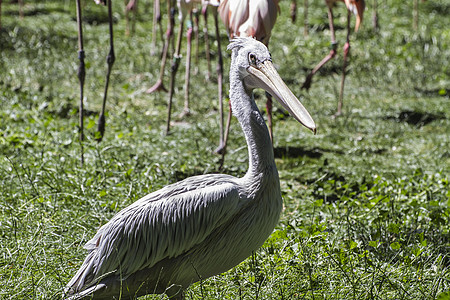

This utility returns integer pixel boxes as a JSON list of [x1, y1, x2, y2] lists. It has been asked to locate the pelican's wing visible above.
[[67, 175, 245, 292]]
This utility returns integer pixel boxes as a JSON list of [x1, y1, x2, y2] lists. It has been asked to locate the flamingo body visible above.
[[218, 0, 280, 150], [219, 0, 280, 45], [326, 0, 365, 31], [302, 0, 365, 116]]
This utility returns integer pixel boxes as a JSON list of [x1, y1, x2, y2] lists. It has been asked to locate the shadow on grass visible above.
[[424, 1, 450, 15], [3, 2, 117, 25], [45, 102, 97, 119], [308, 23, 345, 33], [414, 87, 449, 97], [0, 25, 77, 52], [173, 168, 207, 182], [77, 14, 119, 26], [384, 110, 446, 127], [274, 146, 326, 159], [3, 6, 68, 17]]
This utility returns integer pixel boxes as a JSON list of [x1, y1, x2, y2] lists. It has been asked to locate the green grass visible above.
[[0, 0, 449, 299]]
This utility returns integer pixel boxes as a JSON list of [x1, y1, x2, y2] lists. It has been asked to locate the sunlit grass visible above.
[[0, 0, 449, 299]]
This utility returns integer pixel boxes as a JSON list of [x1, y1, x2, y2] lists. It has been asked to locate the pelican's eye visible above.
[[248, 53, 257, 66]]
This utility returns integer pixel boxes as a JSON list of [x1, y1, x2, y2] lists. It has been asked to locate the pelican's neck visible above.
[[229, 69, 275, 176]]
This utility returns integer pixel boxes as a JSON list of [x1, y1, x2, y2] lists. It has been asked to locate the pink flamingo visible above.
[[301, 0, 365, 117]]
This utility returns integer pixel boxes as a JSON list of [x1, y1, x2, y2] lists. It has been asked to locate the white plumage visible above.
[[219, 0, 280, 45], [65, 37, 315, 300]]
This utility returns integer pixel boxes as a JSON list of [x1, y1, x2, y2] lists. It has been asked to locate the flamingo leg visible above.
[[413, 0, 418, 30], [212, 7, 225, 158], [217, 101, 231, 170], [301, 4, 337, 90], [290, 0, 297, 23], [147, 0, 174, 93], [166, 11, 185, 134], [202, 5, 212, 81], [124, 0, 138, 36], [125, 0, 130, 35], [304, 0, 309, 36], [18, 0, 24, 19], [96, 0, 115, 142], [266, 92, 273, 142], [131, 0, 137, 35], [218, 99, 232, 170], [75, 0, 85, 165], [158, 1, 164, 43], [181, 11, 193, 118], [193, 8, 200, 69], [335, 9, 351, 117], [372, 0, 379, 30], [150, 0, 161, 55]]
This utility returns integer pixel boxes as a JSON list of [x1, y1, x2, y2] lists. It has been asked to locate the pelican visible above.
[[65, 37, 316, 300]]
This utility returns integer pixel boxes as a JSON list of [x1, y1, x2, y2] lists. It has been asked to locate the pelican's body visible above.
[[67, 172, 280, 299], [65, 38, 315, 300]]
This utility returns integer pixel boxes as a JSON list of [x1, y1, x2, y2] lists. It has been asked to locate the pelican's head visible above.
[[228, 37, 316, 133]]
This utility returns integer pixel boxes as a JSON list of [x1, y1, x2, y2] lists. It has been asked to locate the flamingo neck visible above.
[[229, 71, 275, 176]]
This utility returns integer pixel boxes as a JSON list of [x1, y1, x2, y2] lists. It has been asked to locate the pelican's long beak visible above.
[[245, 60, 316, 133]]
